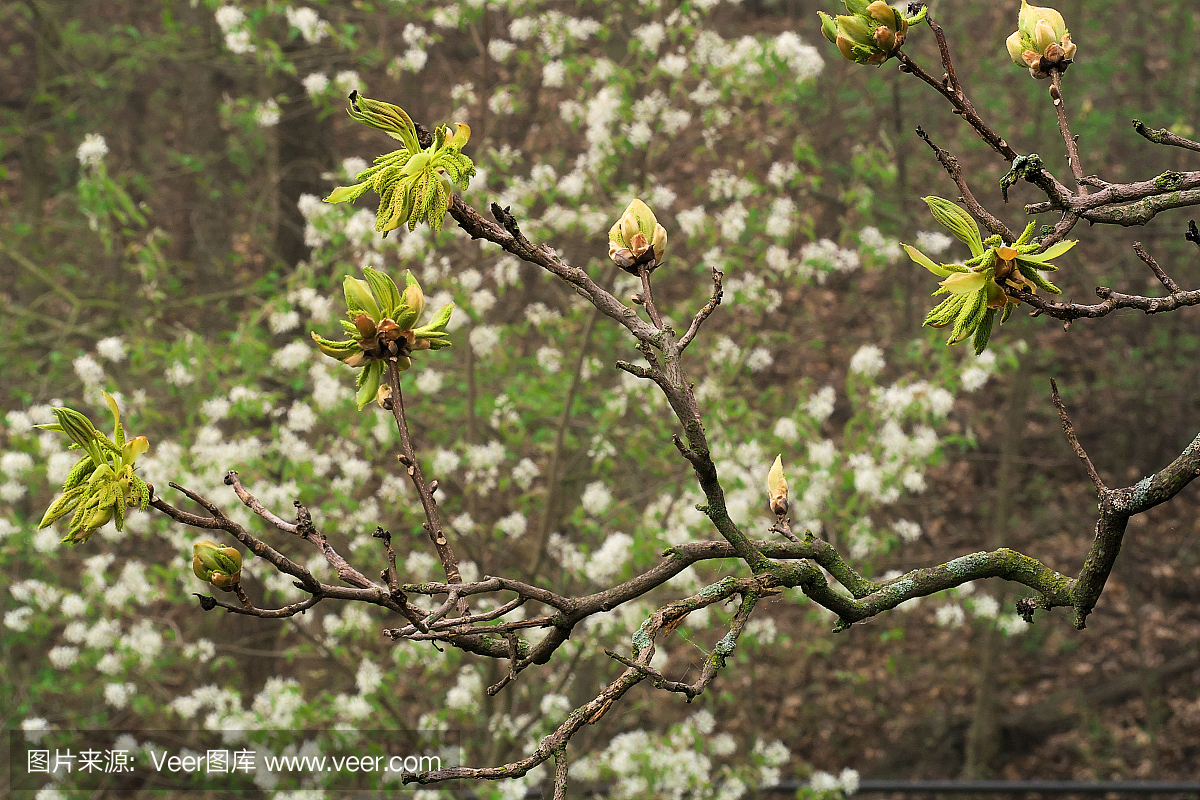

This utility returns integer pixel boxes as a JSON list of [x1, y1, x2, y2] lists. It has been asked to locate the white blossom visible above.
[[805, 386, 836, 422], [285, 6, 329, 44], [746, 347, 773, 372], [1, 451, 34, 477], [432, 5, 460, 28], [926, 388, 954, 416], [5, 607, 33, 632], [581, 482, 612, 516], [334, 71, 361, 94], [892, 519, 921, 543], [772, 32, 824, 81], [511, 458, 540, 489], [810, 771, 840, 793], [509, 17, 535, 40], [915, 230, 953, 255], [488, 88, 515, 116], [632, 22, 666, 52], [356, 659, 383, 694], [1, 481, 27, 502], [659, 53, 689, 77], [840, 768, 861, 795], [104, 682, 136, 709], [469, 326, 500, 356], [849, 345, 885, 377], [859, 226, 902, 263], [432, 448, 460, 475], [269, 309, 299, 333], [96, 336, 126, 362], [21, 718, 50, 743], [73, 354, 105, 386], [773, 418, 799, 442], [165, 361, 195, 386], [445, 667, 481, 712], [254, 99, 280, 127], [214, 5, 245, 33], [800, 239, 860, 278], [677, 206, 707, 238], [902, 468, 927, 493], [767, 162, 799, 189], [536, 346, 562, 374], [584, 532, 633, 584], [224, 29, 255, 54], [543, 60, 566, 87], [961, 366, 989, 392], [496, 512, 527, 539], [525, 302, 561, 327], [766, 197, 796, 238], [971, 594, 1000, 618], [302, 72, 329, 97], [719, 202, 748, 241], [271, 341, 310, 371], [935, 604, 965, 628], [487, 39, 515, 62], [285, 401, 317, 433], [61, 595, 87, 617]]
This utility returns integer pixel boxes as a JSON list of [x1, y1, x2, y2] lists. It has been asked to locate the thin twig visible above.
[[386, 358, 469, 618], [1133, 242, 1180, 293], [195, 591, 323, 619], [1049, 378, 1106, 495], [1050, 69, 1087, 194], [637, 262, 665, 330], [225, 470, 299, 533], [925, 10, 960, 94], [373, 527, 401, 596], [915, 126, 1016, 241], [769, 516, 801, 543], [678, 266, 723, 352]]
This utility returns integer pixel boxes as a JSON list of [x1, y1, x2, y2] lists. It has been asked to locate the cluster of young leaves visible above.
[[325, 93, 475, 235], [36, 392, 150, 544]]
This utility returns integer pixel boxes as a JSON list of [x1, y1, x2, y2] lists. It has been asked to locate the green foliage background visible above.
[[1, 0, 1198, 795]]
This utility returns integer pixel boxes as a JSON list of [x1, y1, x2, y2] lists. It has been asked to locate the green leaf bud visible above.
[[608, 199, 666, 273], [343, 276, 382, 321], [1009, 0, 1076, 78], [363, 267, 403, 320], [923, 197, 985, 257], [192, 541, 243, 591]]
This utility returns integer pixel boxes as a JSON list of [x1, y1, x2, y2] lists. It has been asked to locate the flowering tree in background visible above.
[[4, 0, 1200, 797]]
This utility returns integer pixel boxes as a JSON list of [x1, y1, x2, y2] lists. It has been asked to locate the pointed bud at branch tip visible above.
[[768, 455, 789, 517]]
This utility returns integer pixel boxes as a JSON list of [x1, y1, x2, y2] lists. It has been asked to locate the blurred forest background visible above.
[[1, 0, 1199, 794]]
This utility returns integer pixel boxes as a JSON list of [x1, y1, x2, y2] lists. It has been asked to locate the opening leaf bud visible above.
[[192, 541, 243, 591]]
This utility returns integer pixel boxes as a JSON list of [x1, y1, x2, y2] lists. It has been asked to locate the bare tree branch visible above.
[[1132, 119, 1200, 153]]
